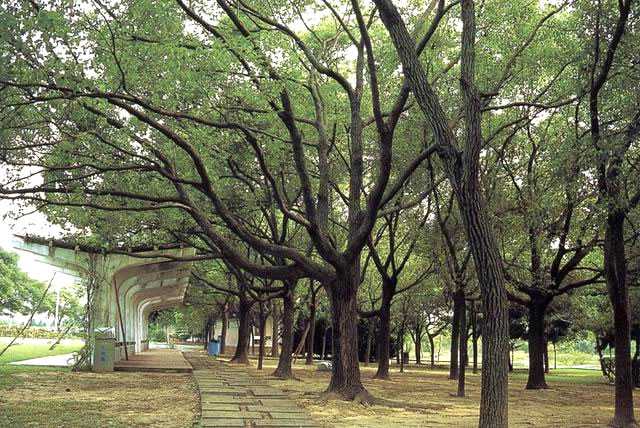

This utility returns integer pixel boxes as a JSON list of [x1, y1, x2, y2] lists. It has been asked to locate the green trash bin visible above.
[[94, 327, 116, 372]]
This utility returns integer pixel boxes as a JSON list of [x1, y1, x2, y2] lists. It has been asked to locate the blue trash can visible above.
[[207, 339, 220, 356]]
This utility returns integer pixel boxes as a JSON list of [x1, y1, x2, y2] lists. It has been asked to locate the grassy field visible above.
[[0, 339, 198, 427], [0, 344, 622, 428], [0, 338, 84, 365], [246, 357, 628, 428]]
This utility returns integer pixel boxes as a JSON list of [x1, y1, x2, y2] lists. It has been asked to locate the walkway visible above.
[[185, 352, 322, 428], [114, 348, 192, 373], [9, 353, 75, 367]]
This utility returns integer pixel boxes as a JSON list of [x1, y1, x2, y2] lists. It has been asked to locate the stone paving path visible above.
[[185, 353, 323, 428]]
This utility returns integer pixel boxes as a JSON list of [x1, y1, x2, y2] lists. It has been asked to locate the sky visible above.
[[1, 198, 80, 326]]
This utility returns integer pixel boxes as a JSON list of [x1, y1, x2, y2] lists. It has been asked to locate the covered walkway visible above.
[[12, 235, 195, 370]]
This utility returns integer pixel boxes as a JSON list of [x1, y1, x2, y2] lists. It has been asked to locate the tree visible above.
[[372, 0, 513, 424], [0, 0, 439, 402], [0, 248, 51, 317], [581, 0, 639, 424]]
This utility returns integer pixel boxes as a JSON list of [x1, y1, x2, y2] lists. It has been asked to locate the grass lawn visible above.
[[243, 357, 631, 428], [0, 338, 84, 365], [0, 340, 198, 427]]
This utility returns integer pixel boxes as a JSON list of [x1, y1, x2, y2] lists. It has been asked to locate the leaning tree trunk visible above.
[[456, 192, 510, 428], [457, 298, 468, 397], [273, 285, 295, 379], [374, 283, 394, 379], [449, 290, 464, 380], [230, 299, 251, 365], [526, 300, 549, 389], [306, 297, 317, 365], [364, 320, 374, 367], [372, 1, 510, 424], [605, 213, 636, 427], [326, 273, 370, 401]]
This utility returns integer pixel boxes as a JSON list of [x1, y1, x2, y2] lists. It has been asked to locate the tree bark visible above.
[[415, 328, 422, 365], [543, 340, 549, 374], [271, 300, 279, 358], [220, 303, 229, 355], [364, 319, 374, 367], [605, 213, 636, 427], [471, 302, 478, 374], [306, 295, 317, 365], [326, 274, 370, 401], [273, 284, 295, 379], [399, 325, 405, 373], [457, 299, 467, 397], [257, 302, 266, 370], [428, 334, 436, 368], [322, 324, 328, 360], [526, 300, 549, 389], [375, 283, 393, 379], [372, 0, 511, 425], [230, 299, 251, 364], [449, 291, 463, 380]]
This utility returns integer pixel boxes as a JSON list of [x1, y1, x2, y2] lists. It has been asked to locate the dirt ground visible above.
[[252, 358, 638, 428], [0, 368, 197, 427], [2, 356, 637, 427]]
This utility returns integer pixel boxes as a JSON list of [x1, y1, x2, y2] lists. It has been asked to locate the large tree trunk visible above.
[[306, 295, 317, 365], [326, 274, 370, 401], [457, 195, 510, 428], [364, 320, 374, 367], [375, 284, 393, 379], [449, 290, 464, 380], [605, 213, 636, 427], [372, 1, 510, 425], [526, 300, 549, 389], [457, 298, 468, 397], [273, 285, 295, 379], [230, 299, 251, 364]]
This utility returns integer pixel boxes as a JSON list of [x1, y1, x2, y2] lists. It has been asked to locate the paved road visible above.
[[185, 352, 323, 428]]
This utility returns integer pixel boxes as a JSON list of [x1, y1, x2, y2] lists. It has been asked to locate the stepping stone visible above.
[[200, 386, 246, 395], [254, 420, 322, 427], [200, 403, 241, 411], [259, 399, 302, 407], [247, 405, 306, 413], [201, 397, 258, 405], [250, 387, 288, 397], [269, 412, 312, 419], [201, 418, 246, 427], [201, 410, 263, 419]]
